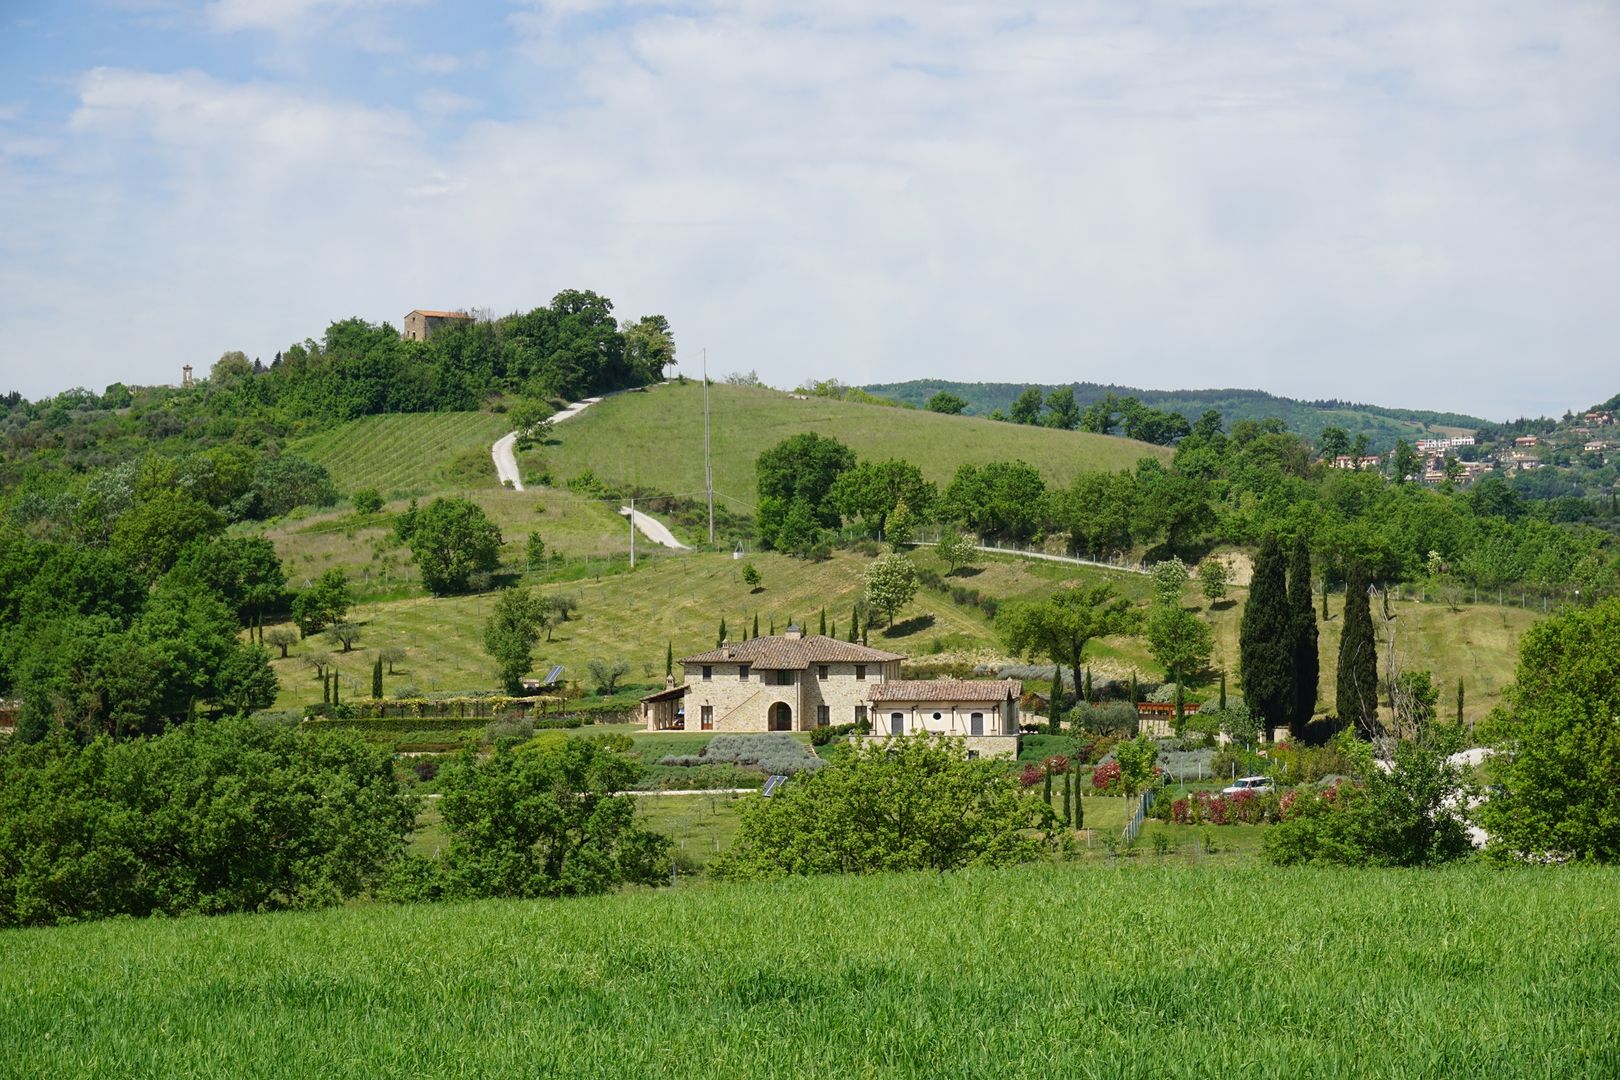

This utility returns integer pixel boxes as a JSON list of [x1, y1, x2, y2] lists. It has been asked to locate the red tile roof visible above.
[[407, 309, 472, 319], [681, 634, 904, 670], [867, 679, 1023, 703]]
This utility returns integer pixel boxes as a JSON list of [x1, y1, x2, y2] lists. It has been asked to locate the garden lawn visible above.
[[2, 863, 1615, 1078]]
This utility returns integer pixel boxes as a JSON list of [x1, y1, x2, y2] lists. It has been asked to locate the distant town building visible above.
[[181, 365, 194, 388], [1514, 435, 1540, 448], [1415, 435, 1475, 453], [1582, 412, 1614, 427], [402, 309, 473, 342], [1332, 455, 1385, 470]]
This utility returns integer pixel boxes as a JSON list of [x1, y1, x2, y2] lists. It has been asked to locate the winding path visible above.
[[493, 389, 689, 551]]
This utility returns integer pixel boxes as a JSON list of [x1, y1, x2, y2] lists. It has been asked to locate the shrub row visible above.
[[659, 733, 824, 775]]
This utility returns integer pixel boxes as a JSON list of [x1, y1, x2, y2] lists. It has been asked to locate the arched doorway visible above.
[[769, 702, 793, 731]]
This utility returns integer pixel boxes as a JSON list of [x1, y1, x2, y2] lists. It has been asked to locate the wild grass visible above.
[[519, 381, 1173, 504], [2, 863, 1614, 1078], [288, 410, 514, 496]]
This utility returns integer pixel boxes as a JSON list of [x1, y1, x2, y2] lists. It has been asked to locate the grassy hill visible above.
[[864, 379, 1491, 449], [265, 542, 1536, 725], [3, 862, 1614, 1077], [289, 411, 514, 496], [518, 382, 1172, 507]]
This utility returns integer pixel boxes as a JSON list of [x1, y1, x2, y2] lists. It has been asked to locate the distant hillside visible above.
[[521, 381, 1173, 504], [863, 380, 1491, 450]]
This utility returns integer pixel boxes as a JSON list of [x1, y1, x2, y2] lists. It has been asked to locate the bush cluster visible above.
[[1165, 788, 1282, 826], [809, 721, 866, 746], [659, 733, 824, 775]]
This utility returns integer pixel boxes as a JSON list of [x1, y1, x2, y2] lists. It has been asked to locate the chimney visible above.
[[784, 624, 803, 640], [665, 674, 675, 689], [721, 644, 731, 659]]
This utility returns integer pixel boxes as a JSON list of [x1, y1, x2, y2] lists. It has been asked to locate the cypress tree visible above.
[[830, 619, 837, 639], [849, 607, 860, 643], [665, 641, 673, 678], [1456, 677, 1465, 725], [323, 673, 331, 706], [752, 613, 759, 639], [332, 672, 339, 706], [1063, 768, 1073, 827], [1287, 534, 1319, 738], [769, 618, 776, 636], [1218, 670, 1227, 712], [718, 617, 727, 646], [819, 608, 827, 635], [1084, 666, 1093, 702], [1051, 663, 1064, 725], [1239, 535, 1294, 739], [1075, 783, 1084, 830], [1043, 763, 1053, 812], [1336, 562, 1380, 738], [372, 656, 383, 700]]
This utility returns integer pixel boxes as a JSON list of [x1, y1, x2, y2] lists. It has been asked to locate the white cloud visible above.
[[415, 88, 480, 115], [204, 0, 421, 36], [3, 1, 1618, 417]]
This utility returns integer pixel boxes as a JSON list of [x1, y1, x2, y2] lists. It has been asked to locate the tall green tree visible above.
[[998, 584, 1136, 692], [830, 459, 936, 538], [925, 390, 967, 414], [483, 588, 546, 694], [1008, 386, 1044, 425], [755, 433, 856, 550], [1239, 535, 1293, 739], [1482, 597, 1620, 862], [408, 497, 503, 595], [291, 569, 351, 638], [1145, 606, 1213, 731], [1044, 387, 1080, 430], [1288, 535, 1320, 737], [863, 554, 919, 628], [1337, 562, 1380, 738]]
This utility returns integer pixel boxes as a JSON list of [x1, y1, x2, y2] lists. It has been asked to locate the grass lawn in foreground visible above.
[[2, 863, 1614, 1078]]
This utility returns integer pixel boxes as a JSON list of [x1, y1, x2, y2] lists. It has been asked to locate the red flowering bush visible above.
[[1045, 754, 1071, 775], [1019, 764, 1045, 788], [1090, 760, 1121, 793]]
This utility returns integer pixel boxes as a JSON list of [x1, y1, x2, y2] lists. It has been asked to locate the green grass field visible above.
[[289, 410, 514, 495], [520, 381, 1173, 505], [2, 863, 1614, 1078]]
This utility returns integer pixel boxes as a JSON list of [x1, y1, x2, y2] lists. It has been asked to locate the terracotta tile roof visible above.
[[867, 679, 1023, 703], [681, 634, 905, 670], [407, 309, 473, 319], [639, 684, 688, 703]]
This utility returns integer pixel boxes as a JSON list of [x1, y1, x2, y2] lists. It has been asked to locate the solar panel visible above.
[[543, 665, 564, 686], [761, 774, 788, 797]]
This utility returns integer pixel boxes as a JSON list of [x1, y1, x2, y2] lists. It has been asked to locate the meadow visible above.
[[519, 381, 1174, 504], [2, 862, 1614, 1078]]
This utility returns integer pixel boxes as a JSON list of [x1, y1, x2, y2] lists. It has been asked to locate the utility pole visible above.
[[629, 496, 636, 569], [703, 347, 714, 544]]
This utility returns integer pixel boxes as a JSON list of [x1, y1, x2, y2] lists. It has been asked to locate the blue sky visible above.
[[1, 1, 1617, 419]]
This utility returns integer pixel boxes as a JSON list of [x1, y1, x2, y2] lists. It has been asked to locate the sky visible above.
[[0, 1, 1616, 420]]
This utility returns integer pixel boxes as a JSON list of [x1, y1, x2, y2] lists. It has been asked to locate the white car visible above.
[[1222, 775, 1274, 796]]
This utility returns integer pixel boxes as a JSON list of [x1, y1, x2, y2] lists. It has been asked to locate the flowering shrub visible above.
[[1019, 764, 1045, 788], [1090, 760, 1121, 793], [1167, 788, 1285, 825], [1044, 754, 1071, 775]]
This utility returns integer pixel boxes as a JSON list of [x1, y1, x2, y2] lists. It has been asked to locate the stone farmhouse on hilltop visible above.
[[402, 309, 472, 342], [640, 626, 1023, 757]]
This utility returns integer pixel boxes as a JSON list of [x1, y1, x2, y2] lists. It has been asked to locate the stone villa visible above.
[[640, 626, 1022, 757], [402, 309, 473, 342]]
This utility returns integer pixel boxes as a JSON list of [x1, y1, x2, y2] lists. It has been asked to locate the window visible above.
[[700, 705, 714, 730], [932, 712, 943, 721], [817, 705, 830, 726], [818, 665, 829, 680], [889, 712, 904, 735], [738, 664, 750, 681], [702, 666, 712, 682], [774, 670, 794, 686], [971, 712, 985, 736], [855, 665, 867, 680], [855, 705, 867, 724]]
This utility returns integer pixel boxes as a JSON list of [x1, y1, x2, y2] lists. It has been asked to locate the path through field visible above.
[[492, 391, 689, 551]]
